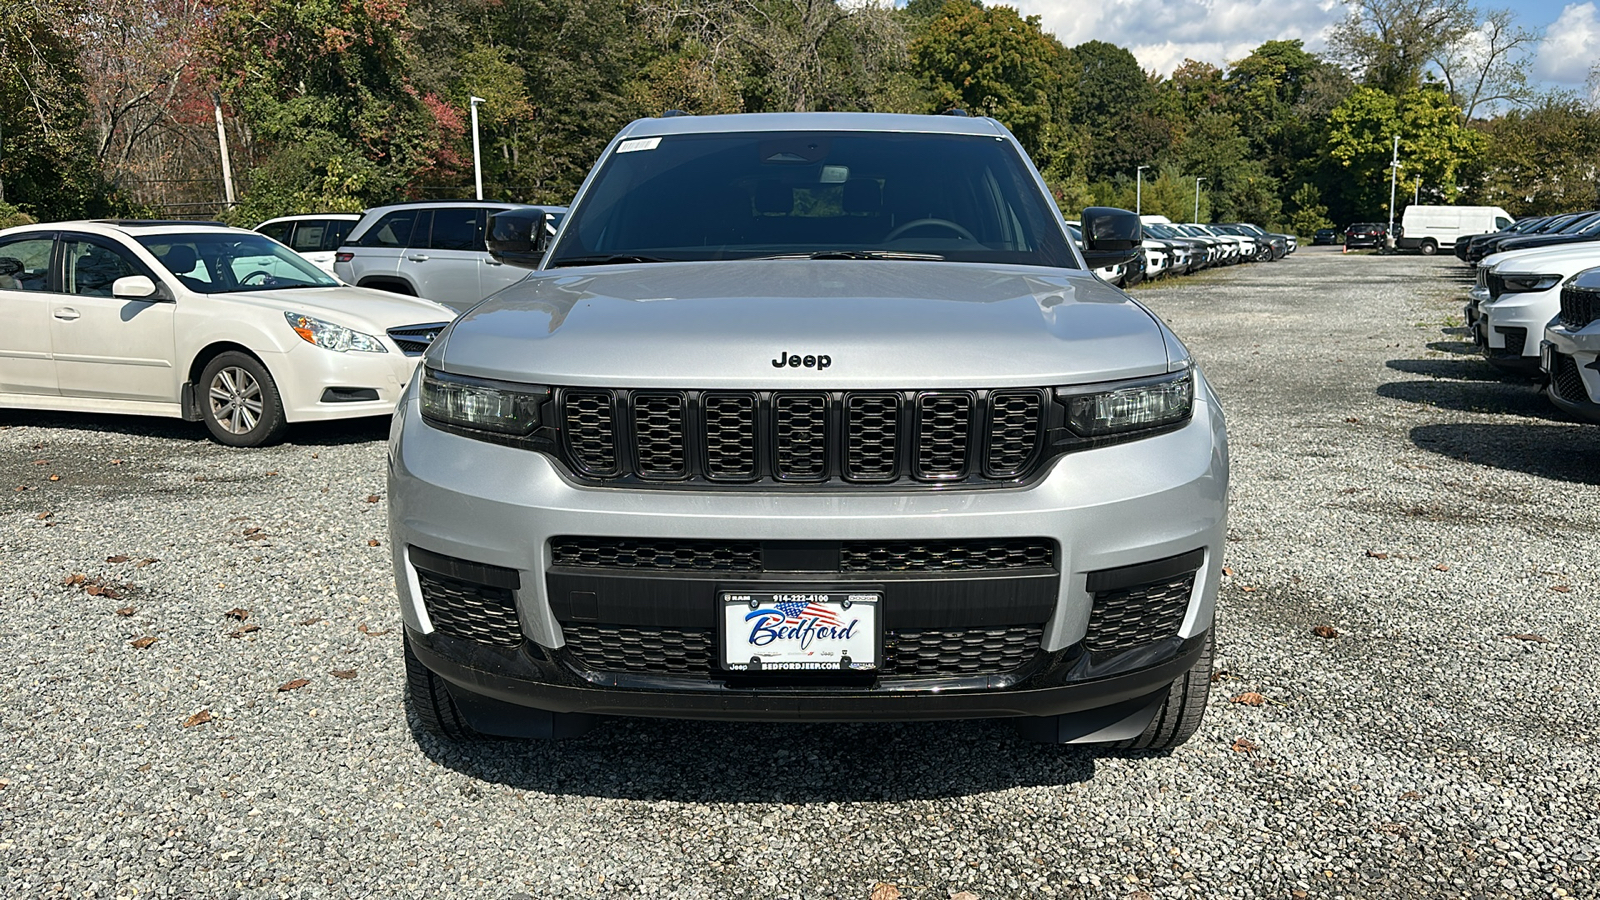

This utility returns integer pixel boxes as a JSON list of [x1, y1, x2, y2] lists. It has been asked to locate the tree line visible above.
[[3, 0, 1598, 233]]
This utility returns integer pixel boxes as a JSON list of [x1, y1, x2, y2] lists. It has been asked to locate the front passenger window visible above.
[[63, 239, 144, 297]]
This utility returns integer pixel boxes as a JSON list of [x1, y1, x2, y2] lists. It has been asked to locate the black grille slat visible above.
[[632, 392, 687, 479], [560, 624, 1043, 677], [916, 392, 972, 478], [1551, 352, 1589, 403], [845, 393, 900, 481], [986, 391, 1043, 477], [1493, 327, 1528, 357], [564, 390, 619, 476], [774, 393, 828, 480], [704, 393, 758, 479], [417, 571, 522, 647], [549, 537, 763, 571], [1084, 574, 1195, 653], [386, 322, 449, 357], [840, 539, 1055, 572], [1559, 285, 1600, 331]]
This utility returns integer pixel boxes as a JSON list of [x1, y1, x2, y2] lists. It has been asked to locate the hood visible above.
[[1483, 242, 1600, 271], [433, 261, 1173, 389], [1491, 244, 1600, 274], [219, 285, 455, 329], [1495, 233, 1600, 255]]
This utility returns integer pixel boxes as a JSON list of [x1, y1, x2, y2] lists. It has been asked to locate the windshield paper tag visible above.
[[616, 137, 661, 154]]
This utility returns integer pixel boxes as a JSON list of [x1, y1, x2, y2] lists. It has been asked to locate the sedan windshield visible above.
[[135, 233, 339, 293], [547, 130, 1078, 269]]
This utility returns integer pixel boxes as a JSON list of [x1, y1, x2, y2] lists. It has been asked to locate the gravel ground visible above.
[[1, 247, 1596, 899]]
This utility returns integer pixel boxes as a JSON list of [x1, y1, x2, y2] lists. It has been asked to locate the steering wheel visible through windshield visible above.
[[546, 130, 1078, 269], [135, 233, 340, 293]]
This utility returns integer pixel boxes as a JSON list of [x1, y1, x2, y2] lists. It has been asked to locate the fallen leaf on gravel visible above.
[[228, 625, 260, 638], [1508, 633, 1550, 643], [1231, 737, 1259, 753], [1400, 790, 1422, 800], [951, 893, 981, 900], [36, 512, 51, 520], [130, 636, 157, 649], [243, 527, 262, 535], [1432, 564, 1449, 571], [63, 573, 87, 586], [868, 884, 900, 900], [367, 539, 380, 547], [1221, 566, 1234, 577], [0, 778, 10, 789], [110, 459, 123, 465], [299, 617, 322, 626], [357, 623, 392, 636], [1312, 625, 1339, 639], [278, 678, 310, 692], [1344, 417, 1359, 423], [330, 669, 357, 679], [1209, 668, 1230, 683], [34, 459, 48, 465], [48, 474, 61, 481], [1550, 584, 1571, 593], [265, 471, 277, 476], [182, 709, 212, 728], [115, 606, 135, 617], [244, 532, 268, 541], [134, 558, 157, 568], [1230, 692, 1266, 706], [85, 583, 122, 600], [225, 608, 250, 620], [106, 554, 130, 563], [1365, 549, 1388, 559], [365, 494, 381, 503], [1240, 585, 1257, 592]]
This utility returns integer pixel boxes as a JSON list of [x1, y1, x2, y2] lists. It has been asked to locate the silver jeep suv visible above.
[[333, 200, 565, 311], [388, 113, 1230, 749]]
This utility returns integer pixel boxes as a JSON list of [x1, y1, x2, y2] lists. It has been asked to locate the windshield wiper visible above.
[[547, 254, 679, 268], [751, 250, 946, 261]]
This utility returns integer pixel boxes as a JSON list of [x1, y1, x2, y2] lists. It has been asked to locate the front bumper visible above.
[[272, 339, 422, 422], [387, 375, 1229, 722], [1542, 326, 1600, 422], [1481, 290, 1559, 371]]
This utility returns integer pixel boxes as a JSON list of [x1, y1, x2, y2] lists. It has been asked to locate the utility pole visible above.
[[470, 97, 486, 201], [1193, 177, 1205, 223], [213, 95, 235, 208], [1136, 165, 1149, 216], [1387, 134, 1399, 251]]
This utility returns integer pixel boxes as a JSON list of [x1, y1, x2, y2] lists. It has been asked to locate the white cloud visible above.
[[1533, 2, 1600, 84], [1011, 0, 1348, 75]]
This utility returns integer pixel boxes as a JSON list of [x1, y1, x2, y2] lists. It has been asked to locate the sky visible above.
[[1009, 0, 1599, 95]]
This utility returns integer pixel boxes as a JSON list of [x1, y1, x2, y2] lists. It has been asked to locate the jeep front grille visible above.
[[386, 322, 451, 357], [1559, 283, 1600, 331], [553, 388, 1048, 488]]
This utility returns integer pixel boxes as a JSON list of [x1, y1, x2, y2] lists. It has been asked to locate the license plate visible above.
[[719, 591, 880, 672]]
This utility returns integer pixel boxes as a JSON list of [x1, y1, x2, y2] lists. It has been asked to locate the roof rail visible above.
[[90, 219, 232, 227], [940, 108, 970, 117], [660, 109, 691, 118]]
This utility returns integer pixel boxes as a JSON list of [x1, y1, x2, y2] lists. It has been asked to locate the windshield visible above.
[[547, 130, 1077, 269], [135, 232, 339, 293]]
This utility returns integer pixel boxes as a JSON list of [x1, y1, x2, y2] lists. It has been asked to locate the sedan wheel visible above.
[[198, 351, 288, 447]]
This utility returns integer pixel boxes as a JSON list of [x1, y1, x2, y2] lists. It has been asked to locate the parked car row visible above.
[[1459, 209, 1600, 422], [1066, 215, 1296, 286]]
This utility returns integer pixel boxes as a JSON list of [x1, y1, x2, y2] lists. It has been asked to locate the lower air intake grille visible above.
[[839, 539, 1055, 572], [549, 537, 763, 572], [417, 571, 522, 647], [1551, 352, 1590, 403], [1084, 574, 1195, 653], [1493, 326, 1528, 357], [559, 625, 1043, 677]]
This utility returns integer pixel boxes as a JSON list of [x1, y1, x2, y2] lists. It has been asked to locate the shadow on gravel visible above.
[[1377, 377, 1569, 421], [1410, 423, 1600, 484], [1386, 357, 1525, 382], [1424, 339, 1478, 355], [0, 409, 389, 447], [415, 718, 1104, 801]]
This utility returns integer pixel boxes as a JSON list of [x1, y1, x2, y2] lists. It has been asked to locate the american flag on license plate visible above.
[[773, 600, 842, 626]]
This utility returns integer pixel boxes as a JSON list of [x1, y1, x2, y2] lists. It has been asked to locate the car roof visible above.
[[360, 200, 566, 214], [1, 220, 257, 240], [618, 111, 1010, 139], [257, 213, 364, 224]]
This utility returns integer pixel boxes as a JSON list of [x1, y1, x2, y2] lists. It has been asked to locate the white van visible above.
[[1398, 205, 1515, 255]]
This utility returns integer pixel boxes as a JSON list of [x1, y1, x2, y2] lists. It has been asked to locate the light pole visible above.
[[1387, 134, 1399, 250], [1193, 177, 1205, 224], [1136, 165, 1149, 215], [470, 96, 486, 201]]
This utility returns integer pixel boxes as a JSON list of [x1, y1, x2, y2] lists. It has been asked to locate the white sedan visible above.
[[0, 220, 455, 446]]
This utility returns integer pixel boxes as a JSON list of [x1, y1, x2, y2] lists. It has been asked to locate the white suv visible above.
[[0, 220, 454, 445], [333, 201, 566, 311]]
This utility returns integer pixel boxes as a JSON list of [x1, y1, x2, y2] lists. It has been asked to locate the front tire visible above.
[[1110, 629, 1214, 751], [198, 351, 288, 447], [403, 634, 480, 740], [1421, 239, 1438, 256]]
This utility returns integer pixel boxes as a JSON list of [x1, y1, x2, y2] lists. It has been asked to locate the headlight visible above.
[[1058, 368, 1194, 438], [284, 312, 387, 352], [420, 368, 547, 436], [1499, 274, 1561, 293]]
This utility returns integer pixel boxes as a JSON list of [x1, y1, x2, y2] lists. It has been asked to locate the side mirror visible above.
[[1079, 207, 1143, 270], [487, 209, 556, 269], [113, 275, 161, 300]]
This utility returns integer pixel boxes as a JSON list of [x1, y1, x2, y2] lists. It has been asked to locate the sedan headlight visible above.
[[1058, 367, 1194, 438], [1499, 273, 1561, 293], [284, 312, 387, 353], [420, 368, 547, 436]]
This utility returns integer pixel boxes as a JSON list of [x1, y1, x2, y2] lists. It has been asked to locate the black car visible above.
[[1313, 227, 1342, 245], [1344, 222, 1387, 250]]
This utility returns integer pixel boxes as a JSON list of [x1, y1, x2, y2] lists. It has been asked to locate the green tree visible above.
[[1068, 39, 1158, 181], [1329, 0, 1474, 96], [910, 3, 1065, 155], [1326, 84, 1483, 220], [1461, 99, 1600, 214], [1286, 183, 1335, 236]]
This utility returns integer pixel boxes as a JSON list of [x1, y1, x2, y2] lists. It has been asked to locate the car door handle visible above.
[[407, 254, 430, 262], [484, 258, 503, 266], [54, 307, 81, 321]]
